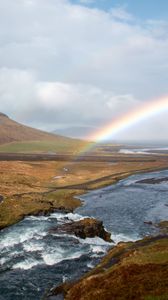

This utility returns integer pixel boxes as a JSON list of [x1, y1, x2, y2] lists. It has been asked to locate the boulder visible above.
[[144, 221, 153, 225], [51, 218, 112, 242]]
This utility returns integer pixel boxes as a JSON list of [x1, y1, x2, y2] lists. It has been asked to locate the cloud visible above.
[[0, 1, 168, 140], [0, 67, 139, 125], [0, 68, 36, 113], [79, 0, 95, 4], [110, 6, 134, 21]]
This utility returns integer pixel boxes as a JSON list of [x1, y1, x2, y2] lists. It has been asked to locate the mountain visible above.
[[53, 126, 96, 140], [0, 113, 66, 144], [0, 113, 88, 153]]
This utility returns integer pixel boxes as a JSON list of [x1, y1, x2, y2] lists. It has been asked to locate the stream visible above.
[[0, 169, 168, 299]]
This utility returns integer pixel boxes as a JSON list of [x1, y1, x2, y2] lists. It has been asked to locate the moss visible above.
[[51, 236, 168, 300], [158, 221, 168, 234], [64, 263, 168, 300], [0, 190, 82, 229]]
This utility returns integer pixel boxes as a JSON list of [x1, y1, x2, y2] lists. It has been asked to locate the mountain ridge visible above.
[[0, 113, 90, 153], [0, 112, 72, 145]]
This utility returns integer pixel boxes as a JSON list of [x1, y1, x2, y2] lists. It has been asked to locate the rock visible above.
[[50, 218, 112, 242], [144, 221, 153, 225], [137, 177, 168, 184]]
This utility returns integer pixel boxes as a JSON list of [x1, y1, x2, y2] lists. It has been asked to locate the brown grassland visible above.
[[0, 155, 168, 230], [0, 154, 168, 300], [57, 234, 168, 300]]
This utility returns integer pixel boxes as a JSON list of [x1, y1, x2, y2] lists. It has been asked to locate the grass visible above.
[[0, 190, 81, 229], [60, 237, 168, 300], [0, 140, 91, 154], [0, 155, 168, 299], [0, 157, 168, 230]]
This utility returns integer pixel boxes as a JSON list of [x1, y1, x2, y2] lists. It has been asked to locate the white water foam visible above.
[[8, 250, 23, 258], [50, 234, 112, 256], [12, 258, 41, 270], [90, 245, 107, 254], [65, 213, 88, 222], [112, 233, 139, 244], [79, 236, 112, 246], [26, 212, 70, 224], [42, 250, 83, 266], [26, 215, 49, 221], [49, 212, 68, 220], [42, 252, 64, 266], [119, 149, 151, 155], [78, 236, 112, 254], [87, 262, 95, 269], [27, 212, 88, 223], [62, 275, 68, 283], [23, 241, 44, 252], [119, 147, 168, 155], [0, 257, 10, 265], [123, 179, 140, 186], [0, 228, 47, 250]]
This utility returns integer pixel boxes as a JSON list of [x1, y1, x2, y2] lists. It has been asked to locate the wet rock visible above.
[[144, 221, 153, 225], [50, 218, 112, 242], [46, 283, 71, 300], [137, 177, 168, 184], [30, 207, 72, 218]]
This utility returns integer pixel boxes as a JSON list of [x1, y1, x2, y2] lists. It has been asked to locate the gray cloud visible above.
[[0, 0, 168, 141]]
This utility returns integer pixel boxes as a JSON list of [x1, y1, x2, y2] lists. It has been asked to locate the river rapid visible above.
[[0, 170, 168, 300]]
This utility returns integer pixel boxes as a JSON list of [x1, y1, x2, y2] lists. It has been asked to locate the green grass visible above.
[[0, 189, 82, 230], [0, 140, 91, 154]]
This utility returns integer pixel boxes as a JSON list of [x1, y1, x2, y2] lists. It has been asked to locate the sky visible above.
[[0, 0, 168, 142]]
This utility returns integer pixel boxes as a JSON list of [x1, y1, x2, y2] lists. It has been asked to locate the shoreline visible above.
[[0, 158, 168, 300], [46, 172, 168, 300], [1, 164, 168, 231], [49, 232, 168, 300]]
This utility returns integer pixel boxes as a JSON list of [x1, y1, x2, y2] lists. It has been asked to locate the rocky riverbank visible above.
[[47, 222, 168, 300], [0, 160, 168, 300]]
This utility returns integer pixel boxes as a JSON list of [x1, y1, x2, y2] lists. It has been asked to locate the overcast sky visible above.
[[0, 0, 168, 141]]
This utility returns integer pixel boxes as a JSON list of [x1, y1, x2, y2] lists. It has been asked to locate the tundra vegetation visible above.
[[0, 113, 167, 299]]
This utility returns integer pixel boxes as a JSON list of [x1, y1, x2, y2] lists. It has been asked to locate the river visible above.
[[0, 170, 168, 299]]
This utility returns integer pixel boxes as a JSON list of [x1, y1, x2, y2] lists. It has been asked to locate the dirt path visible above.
[[13, 165, 168, 198]]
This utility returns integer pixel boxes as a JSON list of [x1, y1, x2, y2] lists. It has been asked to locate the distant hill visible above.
[[53, 126, 96, 139], [0, 112, 68, 144], [0, 113, 89, 153]]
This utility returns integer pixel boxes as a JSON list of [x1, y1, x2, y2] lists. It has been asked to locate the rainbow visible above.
[[79, 96, 168, 154]]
